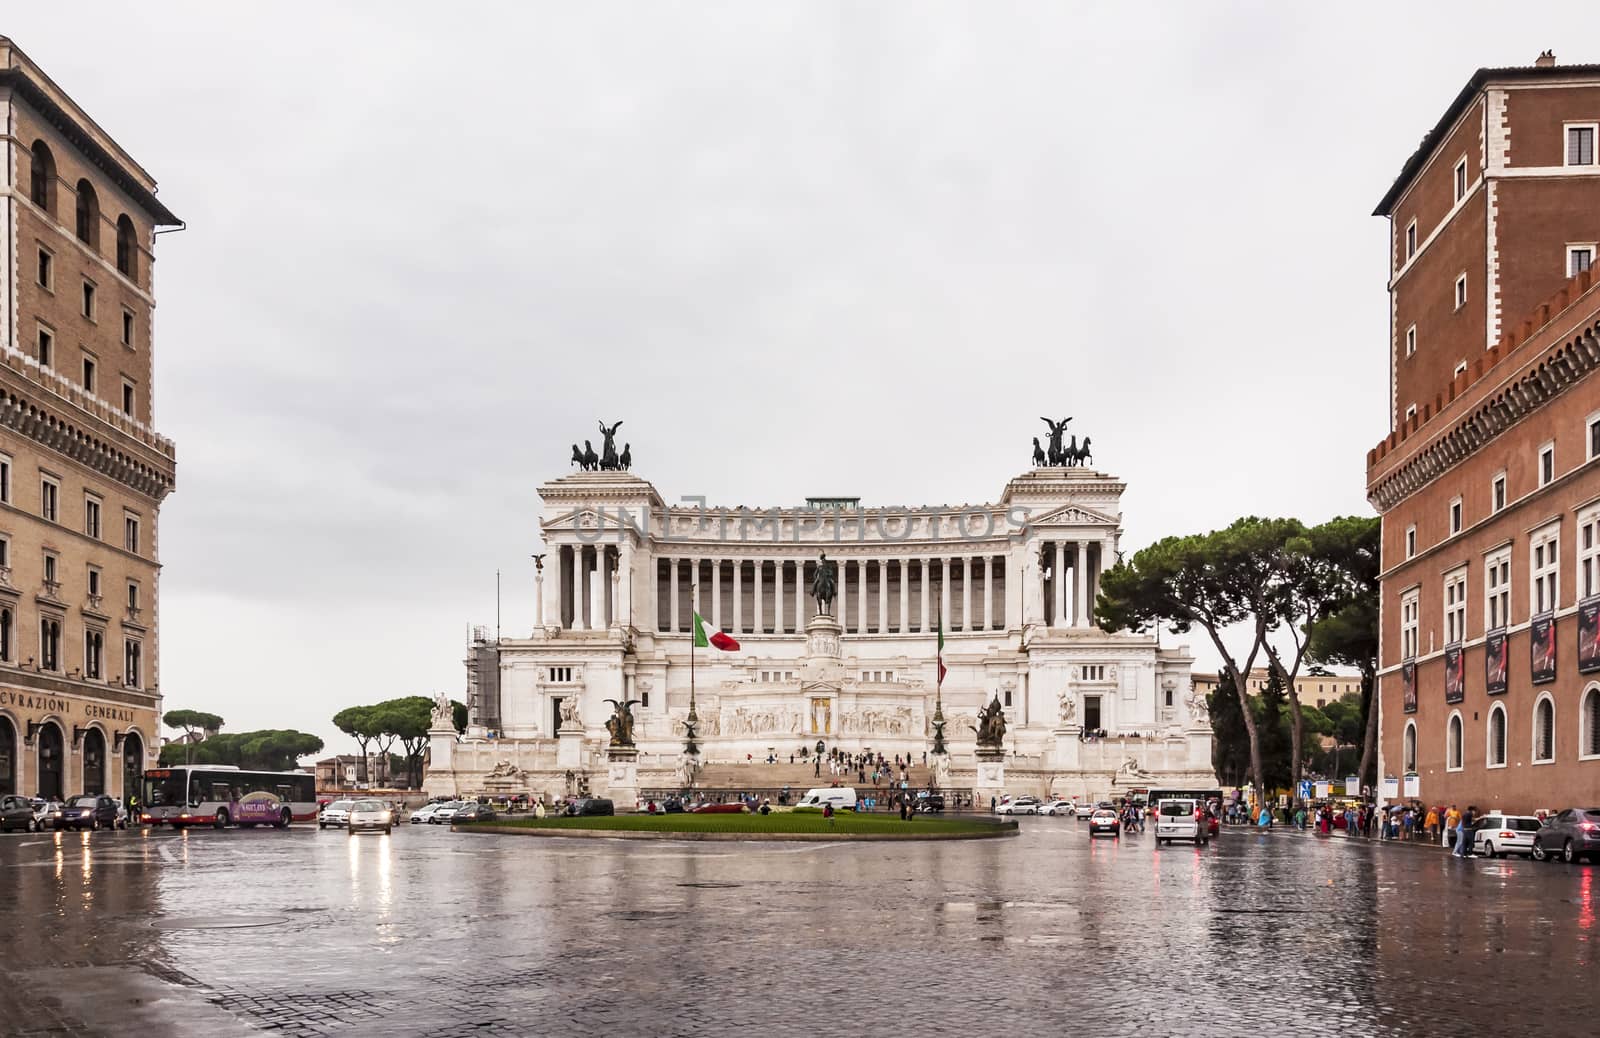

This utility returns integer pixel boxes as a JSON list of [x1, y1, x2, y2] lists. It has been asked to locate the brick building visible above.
[[1368, 52, 1600, 812], [0, 39, 179, 801]]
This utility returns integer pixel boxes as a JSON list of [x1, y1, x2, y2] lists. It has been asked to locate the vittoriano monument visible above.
[[571, 419, 632, 472], [604, 698, 640, 748]]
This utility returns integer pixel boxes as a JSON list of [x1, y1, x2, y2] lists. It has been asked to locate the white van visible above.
[[1155, 798, 1207, 845], [795, 787, 858, 811]]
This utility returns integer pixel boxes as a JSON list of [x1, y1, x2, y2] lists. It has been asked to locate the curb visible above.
[[453, 822, 1020, 842]]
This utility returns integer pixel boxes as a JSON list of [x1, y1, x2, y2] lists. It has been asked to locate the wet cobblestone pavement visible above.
[[1, 818, 1596, 1036]]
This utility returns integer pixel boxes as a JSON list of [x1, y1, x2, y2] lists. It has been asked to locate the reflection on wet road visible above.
[[1, 819, 1596, 1036]]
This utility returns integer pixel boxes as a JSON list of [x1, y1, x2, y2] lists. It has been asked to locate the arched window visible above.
[[1584, 686, 1600, 758], [1488, 705, 1507, 767], [116, 215, 137, 279], [30, 141, 56, 212], [40, 618, 61, 673], [1447, 713, 1463, 770], [1534, 696, 1555, 763], [1403, 721, 1417, 773], [75, 179, 99, 247]]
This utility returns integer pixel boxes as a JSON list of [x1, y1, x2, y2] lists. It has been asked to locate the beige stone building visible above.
[[1192, 669, 1363, 710], [0, 39, 179, 800]]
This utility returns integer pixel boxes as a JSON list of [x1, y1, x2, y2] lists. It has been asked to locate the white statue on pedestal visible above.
[[431, 691, 453, 729], [559, 696, 582, 731], [1058, 693, 1076, 727]]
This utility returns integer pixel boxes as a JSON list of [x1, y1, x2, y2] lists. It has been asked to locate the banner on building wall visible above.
[[1531, 612, 1556, 685], [1579, 597, 1600, 675], [1444, 644, 1465, 703], [1485, 629, 1508, 695], [1402, 661, 1417, 713], [1403, 773, 1420, 798], [1381, 775, 1400, 799]]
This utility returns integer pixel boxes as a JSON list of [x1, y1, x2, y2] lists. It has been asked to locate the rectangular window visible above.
[[127, 580, 140, 612], [1591, 413, 1600, 461], [0, 453, 10, 504], [87, 565, 101, 599], [1454, 157, 1468, 201], [81, 280, 95, 320], [1405, 220, 1417, 259], [84, 627, 102, 680], [1405, 525, 1417, 559], [124, 512, 140, 554], [121, 380, 135, 416], [37, 327, 53, 368], [1445, 570, 1467, 645], [1580, 508, 1600, 601], [1571, 245, 1596, 278], [0, 535, 9, 570], [124, 638, 142, 689], [1532, 526, 1560, 615], [1486, 549, 1511, 630], [1401, 589, 1420, 660], [1450, 497, 1463, 535], [40, 477, 58, 523], [1540, 443, 1555, 487], [1455, 273, 1468, 309], [37, 247, 51, 289], [121, 310, 134, 347], [42, 552, 57, 586], [84, 494, 101, 539], [1405, 325, 1417, 356], [40, 618, 60, 673], [1568, 124, 1597, 166], [82, 354, 96, 393], [1492, 472, 1506, 513]]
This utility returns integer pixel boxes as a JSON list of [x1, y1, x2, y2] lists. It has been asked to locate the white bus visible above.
[[141, 765, 318, 829]]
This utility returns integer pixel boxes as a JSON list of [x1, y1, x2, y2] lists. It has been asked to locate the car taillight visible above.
[[1501, 831, 1516, 838], [1583, 823, 1599, 831]]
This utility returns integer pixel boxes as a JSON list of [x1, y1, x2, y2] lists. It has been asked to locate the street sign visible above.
[[1344, 775, 1360, 795], [1297, 780, 1313, 800]]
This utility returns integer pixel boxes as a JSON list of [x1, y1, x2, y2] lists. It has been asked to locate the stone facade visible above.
[[1369, 54, 1600, 813], [0, 39, 179, 801], [426, 464, 1215, 805]]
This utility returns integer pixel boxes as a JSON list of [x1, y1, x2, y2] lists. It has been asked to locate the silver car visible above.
[[346, 799, 393, 835]]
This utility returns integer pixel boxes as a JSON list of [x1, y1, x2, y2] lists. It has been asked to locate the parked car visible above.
[[319, 800, 354, 829], [1532, 807, 1600, 863], [1472, 814, 1541, 858], [568, 798, 615, 817], [1039, 799, 1074, 816], [0, 794, 36, 832], [347, 799, 394, 834], [1074, 802, 1097, 819], [453, 802, 496, 824], [997, 796, 1041, 816], [1088, 809, 1120, 837], [428, 801, 467, 824], [57, 795, 122, 831], [915, 793, 946, 814], [408, 803, 443, 824], [32, 798, 63, 831]]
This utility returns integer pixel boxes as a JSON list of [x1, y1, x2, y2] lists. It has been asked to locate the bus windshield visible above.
[[143, 771, 190, 807]]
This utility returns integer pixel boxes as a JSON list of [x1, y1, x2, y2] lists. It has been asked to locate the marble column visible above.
[[669, 557, 680, 634], [710, 558, 721, 632], [573, 547, 589, 631], [794, 559, 805, 630], [919, 559, 930, 632], [962, 556, 973, 632], [691, 558, 702, 625], [940, 558, 952, 630], [898, 559, 909, 633], [732, 558, 742, 634], [589, 547, 606, 632], [1053, 541, 1067, 629], [773, 558, 784, 634], [617, 545, 632, 628], [1075, 541, 1089, 627], [859, 559, 869, 633], [753, 558, 764, 634], [983, 555, 993, 631], [883, 559, 896, 630]]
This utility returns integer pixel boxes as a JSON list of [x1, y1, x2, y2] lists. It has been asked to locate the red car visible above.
[[691, 802, 746, 814]]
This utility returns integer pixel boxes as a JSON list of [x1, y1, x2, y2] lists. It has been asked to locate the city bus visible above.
[[141, 765, 318, 829]]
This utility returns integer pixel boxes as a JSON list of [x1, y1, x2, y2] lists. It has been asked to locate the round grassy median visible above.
[[455, 811, 1017, 841]]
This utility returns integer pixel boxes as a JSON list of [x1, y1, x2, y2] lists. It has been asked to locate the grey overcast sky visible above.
[[6, 3, 1597, 756]]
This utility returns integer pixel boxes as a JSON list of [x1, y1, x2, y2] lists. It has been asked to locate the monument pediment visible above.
[[1028, 503, 1120, 528], [542, 508, 612, 533]]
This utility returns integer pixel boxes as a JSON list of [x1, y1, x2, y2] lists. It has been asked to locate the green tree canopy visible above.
[[163, 709, 224, 737], [158, 729, 323, 771]]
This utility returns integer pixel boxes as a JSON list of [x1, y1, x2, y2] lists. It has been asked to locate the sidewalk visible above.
[[1243, 823, 1466, 855]]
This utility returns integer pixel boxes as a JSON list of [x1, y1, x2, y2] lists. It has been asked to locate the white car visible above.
[[347, 799, 393, 835], [318, 800, 354, 829], [997, 796, 1041, 816], [1154, 798, 1207, 846], [1472, 814, 1542, 858], [1074, 802, 1097, 819], [1039, 800, 1075, 816], [409, 803, 443, 824], [428, 801, 465, 824]]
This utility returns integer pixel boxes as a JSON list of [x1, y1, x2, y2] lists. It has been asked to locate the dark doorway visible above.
[[0, 716, 15, 795], [1083, 695, 1102, 733], [122, 731, 144, 804], [552, 697, 563, 735], [37, 721, 64, 799], [82, 727, 107, 795]]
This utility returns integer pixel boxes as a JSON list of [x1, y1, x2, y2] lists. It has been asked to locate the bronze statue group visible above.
[[571, 419, 632, 472], [1033, 416, 1093, 468]]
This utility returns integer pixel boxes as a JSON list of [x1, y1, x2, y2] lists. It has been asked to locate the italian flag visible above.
[[937, 615, 947, 684], [693, 612, 739, 652]]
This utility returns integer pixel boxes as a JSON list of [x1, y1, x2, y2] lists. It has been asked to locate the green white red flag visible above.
[[693, 611, 739, 651]]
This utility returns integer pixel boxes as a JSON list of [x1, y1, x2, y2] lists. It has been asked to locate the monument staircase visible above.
[[691, 761, 933, 791]]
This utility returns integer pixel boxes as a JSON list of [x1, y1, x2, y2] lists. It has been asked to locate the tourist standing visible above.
[[1444, 804, 1461, 849]]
